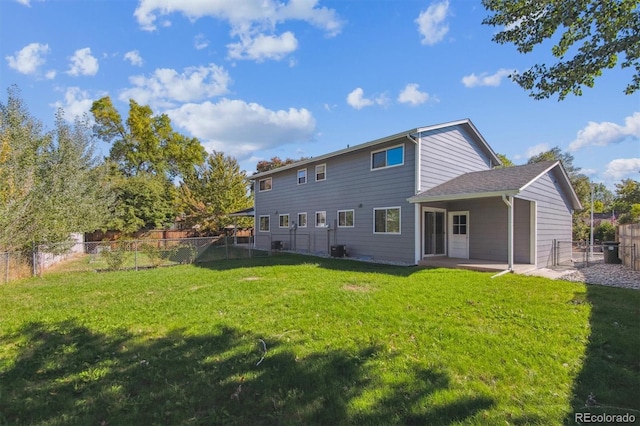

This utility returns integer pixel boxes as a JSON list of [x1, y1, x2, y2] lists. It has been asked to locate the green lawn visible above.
[[1, 254, 638, 425]]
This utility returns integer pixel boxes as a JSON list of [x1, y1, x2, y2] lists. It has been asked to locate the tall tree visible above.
[[495, 153, 514, 168], [482, 0, 640, 99], [255, 156, 308, 173], [0, 86, 111, 250], [612, 178, 640, 223], [91, 96, 207, 234], [180, 152, 253, 232]]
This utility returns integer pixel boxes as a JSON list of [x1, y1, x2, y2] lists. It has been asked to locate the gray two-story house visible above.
[[250, 119, 581, 270]]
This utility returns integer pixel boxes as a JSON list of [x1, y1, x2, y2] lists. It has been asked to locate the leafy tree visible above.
[[594, 221, 616, 241], [255, 156, 308, 173], [91, 97, 206, 179], [495, 153, 514, 168], [612, 178, 640, 223], [482, 0, 640, 99], [592, 182, 614, 212], [91, 97, 207, 234], [0, 86, 111, 251], [180, 152, 253, 232]]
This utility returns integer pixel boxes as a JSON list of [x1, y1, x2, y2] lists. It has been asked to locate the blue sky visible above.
[[2, 0, 639, 189]]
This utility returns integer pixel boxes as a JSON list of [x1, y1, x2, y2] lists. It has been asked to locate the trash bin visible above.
[[602, 241, 621, 264]]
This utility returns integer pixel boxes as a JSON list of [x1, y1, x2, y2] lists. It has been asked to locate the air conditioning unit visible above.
[[271, 241, 283, 250], [331, 245, 346, 257]]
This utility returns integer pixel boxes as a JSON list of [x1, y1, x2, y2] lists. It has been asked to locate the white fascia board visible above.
[[407, 190, 519, 204]]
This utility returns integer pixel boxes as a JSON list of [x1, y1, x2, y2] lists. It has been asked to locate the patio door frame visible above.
[[422, 207, 447, 258]]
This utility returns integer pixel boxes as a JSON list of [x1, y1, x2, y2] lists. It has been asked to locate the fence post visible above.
[[134, 240, 138, 271], [4, 252, 9, 284], [225, 236, 229, 260], [32, 243, 37, 277]]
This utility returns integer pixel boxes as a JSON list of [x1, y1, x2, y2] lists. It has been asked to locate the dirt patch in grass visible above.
[[342, 284, 374, 292], [241, 276, 261, 281]]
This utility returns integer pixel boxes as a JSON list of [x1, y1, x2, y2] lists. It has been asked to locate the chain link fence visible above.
[[1, 236, 267, 283]]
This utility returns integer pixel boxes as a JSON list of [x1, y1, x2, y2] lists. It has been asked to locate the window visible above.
[[371, 144, 404, 170], [297, 169, 307, 185], [315, 164, 326, 181], [259, 177, 272, 192], [259, 215, 270, 232], [298, 212, 307, 228], [452, 214, 467, 235], [315, 211, 326, 227], [374, 207, 401, 234], [338, 210, 354, 227], [279, 214, 289, 228]]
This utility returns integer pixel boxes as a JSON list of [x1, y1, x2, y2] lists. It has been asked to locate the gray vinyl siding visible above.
[[518, 169, 573, 267], [254, 139, 417, 263], [419, 125, 492, 191]]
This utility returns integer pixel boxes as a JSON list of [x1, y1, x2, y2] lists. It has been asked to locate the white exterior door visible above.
[[448, 211, 469, 259]]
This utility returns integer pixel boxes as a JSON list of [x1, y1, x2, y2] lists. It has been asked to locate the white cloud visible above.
[[67, 48, 99, 76], [346, 88, 388, 110], [124, 50, 143, 66], [15, 0, 31, 6], [416, 0, 450, 46], [45, 70, 56, 80], [461, 68, 513, 87], [568, 112, 640, 152], [194, 34, 209, 50], [398, 83, 435, 106], [6, 42, 50, 75], [525, 143, 550, 159], [603, 158, 640, 180], [51, 87, 95, 121], [133, 0, 343, 60], [227, 31, 298, 62], [119, 64, 231, 107], [166, 98, 316, 160]]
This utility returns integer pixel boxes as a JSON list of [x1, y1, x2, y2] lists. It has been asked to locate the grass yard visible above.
[[0, 254, 638, 425]]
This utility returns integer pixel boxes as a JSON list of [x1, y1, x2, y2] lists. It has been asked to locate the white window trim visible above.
[[259, 177, 272, 192], [315, 163, 327, 181], [337, 209, 355, 228], [297, 168, 307, 185], [298, 212, 307, 228], [279, 214, 289, 228], [371, 143, 405, 171], [373, 206, 402, 235], [315, 211, 327, 228], [259, 215, 270, 232]]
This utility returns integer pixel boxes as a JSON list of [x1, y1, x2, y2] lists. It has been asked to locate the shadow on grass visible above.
[[196, 252, 419, 277], [1, 320, 493, 425], [566, 285, 640, 425]]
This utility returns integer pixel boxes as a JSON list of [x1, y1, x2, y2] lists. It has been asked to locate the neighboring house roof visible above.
[[250, 118, 501, 180], [228, 207, 255, 217], [408, 161, 583, 210]]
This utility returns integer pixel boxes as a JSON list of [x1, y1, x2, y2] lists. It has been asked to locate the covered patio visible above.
[[418, 256, 536, 274]]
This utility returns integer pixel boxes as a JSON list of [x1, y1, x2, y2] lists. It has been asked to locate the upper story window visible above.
[[371, 144, 404, 170], [315, 164, 326, 181], [259, 177, 272, 192], [297, 169, 307, 185]]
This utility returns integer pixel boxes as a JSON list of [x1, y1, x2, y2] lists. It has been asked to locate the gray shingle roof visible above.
[[410, 161, 558, 199]]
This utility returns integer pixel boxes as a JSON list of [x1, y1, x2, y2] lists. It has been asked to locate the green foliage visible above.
[[612, 179, 640, 220], [0, 86, 111, 251], [180, 151, 253, 232], [594, 221, 616, 241], [91, 96, 207, 234], [101, 245, 129, 271], [482, 0, 640, 99], [494, 153, 514, 168], [255, 156, 309, 173]]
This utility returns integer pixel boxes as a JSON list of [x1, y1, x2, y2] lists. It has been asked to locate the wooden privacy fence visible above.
[[617, 223, 639, 271]]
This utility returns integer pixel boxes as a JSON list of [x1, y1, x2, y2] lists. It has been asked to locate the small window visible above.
[[297, 169, 307, 185], [298, 212, 307, 228], [259, 177, 272, 192], [279, 214, 289, 228], [374, 207, 401, 234], [371, 145, 404, 170], [259, 215, 270, 232], [452, 214, 467, 235], [315, 164, 326, 181], [338, 210, 354, 227], [315, 211, 326, 227]]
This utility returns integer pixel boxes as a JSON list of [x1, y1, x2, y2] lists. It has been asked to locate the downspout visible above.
[[408, 133, 421, 264], [492, 194, 514, 278]]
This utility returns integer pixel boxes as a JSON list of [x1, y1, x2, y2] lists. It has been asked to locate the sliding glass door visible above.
[[423, 209, 445, 256]]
